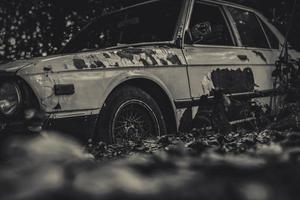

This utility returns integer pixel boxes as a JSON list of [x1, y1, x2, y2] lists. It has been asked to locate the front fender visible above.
[[100, 69, 178, 119]]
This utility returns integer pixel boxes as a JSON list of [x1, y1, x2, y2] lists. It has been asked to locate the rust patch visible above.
[[139, 58, 150, 66], [211, 68, 255, 93], [73, 58, 88, 69], [103, 53, 111, 58], [160, 59, 168, 66], [166, 54, 181, 65], [201, 73, 215, 95], [72, 47, 182, 69], [252, 50, 267, 63], [73, 55, 107, 69], [147, 54, 158, 66], [116, 50, 135, 62], [116, 48, 156, 65], [115, 48, 181, 66], [90, 60, 106, 69]]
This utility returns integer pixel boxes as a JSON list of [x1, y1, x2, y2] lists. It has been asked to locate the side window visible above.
[[228, 7, 269, 49], [260, 19, 280, 49], [186, 3, 234, 46]]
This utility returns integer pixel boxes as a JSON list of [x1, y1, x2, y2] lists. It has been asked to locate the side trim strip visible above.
[[48, 109, 100, 119], [187, 63, 275, 68], [21, 64, 188, 76], [174, 89, 280, 109]]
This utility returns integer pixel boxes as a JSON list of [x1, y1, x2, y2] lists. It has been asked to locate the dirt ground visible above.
[[1, 106, 300, 200]]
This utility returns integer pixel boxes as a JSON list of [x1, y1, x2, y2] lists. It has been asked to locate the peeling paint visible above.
[[139, 58, 150, 66], [160, 59, 168, 66], [70, 47, 183, 70], [252, 50, 267, 63], [103, 53, 111, 59], [116, 50, 136, 62], [201, 73, 215, 95], [90, 60, 106, 69], [43, 65, 53, 72], [167, 54, 181, 65], [114, 48, 181, 67], [211, 68, 255, 93], [73, 55, 107, 69], [73, 57, 88, 69]]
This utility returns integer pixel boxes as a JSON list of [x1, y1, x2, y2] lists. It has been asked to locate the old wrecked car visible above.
[[0, 0, 299, 144]]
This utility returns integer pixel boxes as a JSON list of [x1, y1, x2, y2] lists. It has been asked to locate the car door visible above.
[[184, 0, 282, 125], [182, 1, 255, 122], [225, 6, 280, 110]]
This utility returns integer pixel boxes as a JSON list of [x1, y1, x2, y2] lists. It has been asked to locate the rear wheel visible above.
[[96, 86, 167, 144]]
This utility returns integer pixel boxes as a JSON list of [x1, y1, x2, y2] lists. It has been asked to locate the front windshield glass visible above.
[[62, 0, 183, 53]]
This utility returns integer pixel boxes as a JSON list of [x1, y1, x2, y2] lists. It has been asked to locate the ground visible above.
[[1, 104, 300, 200]]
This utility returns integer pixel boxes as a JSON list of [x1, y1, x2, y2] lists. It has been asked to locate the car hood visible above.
[[0, 56, 52, 73], [0, 60, 34, 73], [0, 54, 73, 74]]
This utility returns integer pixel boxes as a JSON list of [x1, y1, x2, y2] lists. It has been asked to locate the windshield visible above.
[[61, 0, 183, 53]]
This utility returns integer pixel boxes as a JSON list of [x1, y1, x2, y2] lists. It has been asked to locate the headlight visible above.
[[0, 82, 21, 115]]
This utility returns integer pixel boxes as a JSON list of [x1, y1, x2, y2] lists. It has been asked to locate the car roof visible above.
[[201, 0, 257, 12], [106, 0, 257, 15]]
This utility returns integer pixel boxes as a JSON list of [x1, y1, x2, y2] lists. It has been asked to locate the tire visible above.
[[95, 85, 167, 144]]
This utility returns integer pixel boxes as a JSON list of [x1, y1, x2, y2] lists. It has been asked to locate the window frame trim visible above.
[[256, 15, 281, 50], [102, 0, 187, 44], [223, 5, 243, 47], [224, 5, 273, 50], [183, 0, 238, 48], [255, 14, 272, 49], [60, 0, 187, 54]]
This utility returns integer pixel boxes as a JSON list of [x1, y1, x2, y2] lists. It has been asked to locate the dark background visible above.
[[0, 0, 299, 63]]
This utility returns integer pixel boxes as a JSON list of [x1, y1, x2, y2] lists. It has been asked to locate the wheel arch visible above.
[[101, 74, 178, 134]]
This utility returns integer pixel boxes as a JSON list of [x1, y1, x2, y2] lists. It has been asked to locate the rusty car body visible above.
[[0, 0, 299, 143]]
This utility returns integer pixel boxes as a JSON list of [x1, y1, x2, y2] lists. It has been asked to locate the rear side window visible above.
[[228, 7, 269, 49], [260, 19, 280, 49], [186, 3, 234, 46]]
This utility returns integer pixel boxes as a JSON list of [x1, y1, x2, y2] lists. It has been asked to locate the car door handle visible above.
[[237, 55, 249, 61]]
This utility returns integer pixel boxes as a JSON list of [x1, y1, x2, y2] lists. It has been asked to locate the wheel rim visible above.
[[111, 100, 160, 144]]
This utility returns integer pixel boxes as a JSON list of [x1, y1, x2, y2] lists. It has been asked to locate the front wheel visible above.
[[96, 86, 167, 144]]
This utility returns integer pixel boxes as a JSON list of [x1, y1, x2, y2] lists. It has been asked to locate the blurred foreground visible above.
[[1, 114, 300, 200]]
